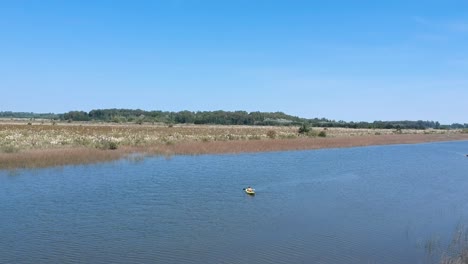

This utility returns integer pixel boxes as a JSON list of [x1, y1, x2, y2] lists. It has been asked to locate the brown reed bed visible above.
[[438, 226, 468, 264], [0, 147, 129, 170], [154, 133, 468, 155], [1, 129, 468, 170]]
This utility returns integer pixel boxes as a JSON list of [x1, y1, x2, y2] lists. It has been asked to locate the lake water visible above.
[[2, 141, 468, 264]]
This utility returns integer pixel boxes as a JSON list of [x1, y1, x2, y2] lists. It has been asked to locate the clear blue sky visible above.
[[1, 0, 467, 124]]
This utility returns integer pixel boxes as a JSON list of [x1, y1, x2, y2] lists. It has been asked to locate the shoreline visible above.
[[1, 133, 468, 170]]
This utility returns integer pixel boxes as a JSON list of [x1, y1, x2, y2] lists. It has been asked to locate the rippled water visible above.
[[2, 141, 468, 263]]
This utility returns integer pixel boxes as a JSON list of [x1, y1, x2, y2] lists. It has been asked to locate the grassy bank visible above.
[[1, 121, 467, 169]]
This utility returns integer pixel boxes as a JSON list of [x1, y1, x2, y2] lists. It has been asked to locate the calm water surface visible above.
[[2, 141, 468, 263]]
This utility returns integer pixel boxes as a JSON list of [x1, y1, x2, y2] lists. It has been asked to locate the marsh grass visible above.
[[421, 225, 468, 264], [0, 122, 467, 169], [0, 147, 125, 169], [440, 226, 468, 264]]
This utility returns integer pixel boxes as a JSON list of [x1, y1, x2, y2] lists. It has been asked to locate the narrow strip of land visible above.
[[1, 123, 467, 170]]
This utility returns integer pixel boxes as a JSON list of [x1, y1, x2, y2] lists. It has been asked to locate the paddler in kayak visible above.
[[244, 186, 255, 195]]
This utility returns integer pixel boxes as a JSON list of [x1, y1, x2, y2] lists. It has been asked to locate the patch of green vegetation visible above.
[[1, 145, 20, 153], [303, 130, 316, 137], [135, 118, 144, 125], [95, 140, 118, 150], [298, 123, 310, 134]]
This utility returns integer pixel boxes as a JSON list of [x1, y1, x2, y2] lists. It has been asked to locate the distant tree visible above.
[[298, 123, 310, 134], [63, 111, 90, 121], [1, 109, 459, 131], [174, 111, 195, 124], [450, 123, 465, 129]]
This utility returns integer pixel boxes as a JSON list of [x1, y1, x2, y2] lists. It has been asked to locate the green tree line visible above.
[[73, 109, 304, 126], [0, 111, 59, 119], [1, 109, 466, 129]]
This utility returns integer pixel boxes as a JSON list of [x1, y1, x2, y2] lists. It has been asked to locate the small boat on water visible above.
[[244, 187, 255, 195]]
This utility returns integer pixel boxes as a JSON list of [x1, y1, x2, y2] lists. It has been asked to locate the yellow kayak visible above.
[[244, 188, 255, 195]]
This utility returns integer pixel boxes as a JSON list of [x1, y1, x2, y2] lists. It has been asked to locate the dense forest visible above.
[[0, 111, 59, 120], [1, 109, 467, 129]]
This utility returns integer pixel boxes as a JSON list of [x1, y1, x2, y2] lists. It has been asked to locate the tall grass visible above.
[[440, 226, 468, 264], [0, 122, 467, 169]]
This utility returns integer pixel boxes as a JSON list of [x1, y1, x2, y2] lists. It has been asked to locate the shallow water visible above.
[[2, 141, 468, 263]]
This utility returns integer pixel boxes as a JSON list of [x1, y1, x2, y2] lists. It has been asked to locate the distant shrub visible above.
[[298, 123, 310, 134], [318, 131, 327, 137], [375, 132, 381, 135], [96, 140, 118, 150], [462, 129, 468, 134], [108, 141, 118, 150], [27, 122, 32, 125], [266, 130, 277, 139]]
